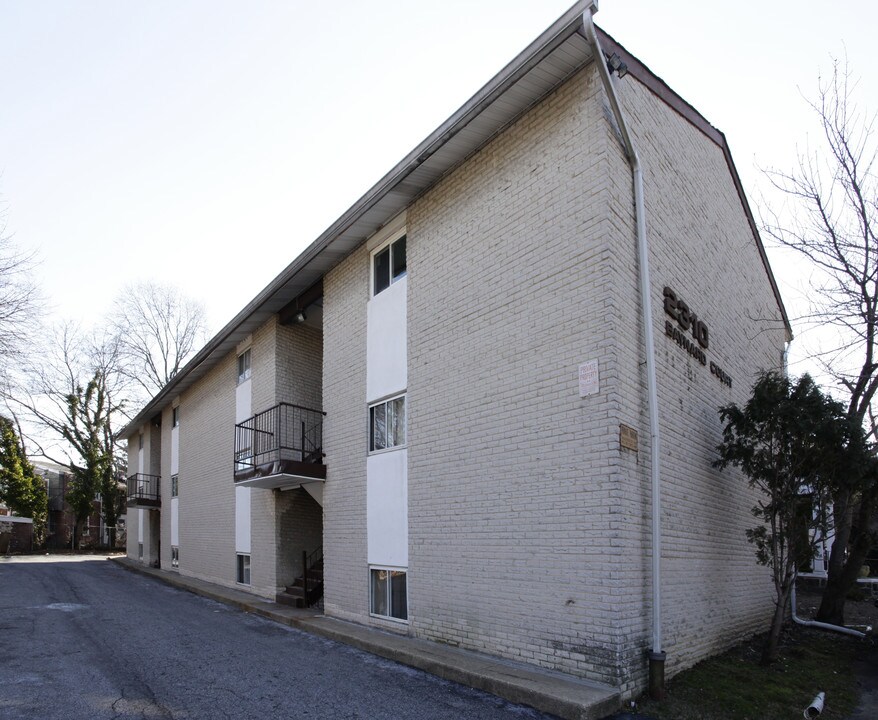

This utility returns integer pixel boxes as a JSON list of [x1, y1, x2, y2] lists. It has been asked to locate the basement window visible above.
[[370, 567, 407, 621], [236, 553, 251, 585]]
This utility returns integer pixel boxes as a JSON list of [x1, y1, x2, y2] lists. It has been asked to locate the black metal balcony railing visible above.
[[234, 403, 326, 483], [127, 473, 161, 508]]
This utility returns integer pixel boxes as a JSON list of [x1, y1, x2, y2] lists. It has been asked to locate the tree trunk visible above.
[[817, 491, 877, 625], [762, 581, 792, 665], [817, 494, 853, 623]]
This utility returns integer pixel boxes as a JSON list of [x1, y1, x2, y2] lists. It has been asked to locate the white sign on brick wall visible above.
[[579, 359, 599, 397]]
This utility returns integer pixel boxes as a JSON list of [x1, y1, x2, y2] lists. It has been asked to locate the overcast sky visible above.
[[2, 0, 876, 384]]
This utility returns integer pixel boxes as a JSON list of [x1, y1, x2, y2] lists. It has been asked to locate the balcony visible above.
[[234, 403, 326, 490], [127, 473, 161, 508]]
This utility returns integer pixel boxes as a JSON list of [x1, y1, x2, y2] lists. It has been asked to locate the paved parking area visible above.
[[0, 556, 557, 720]]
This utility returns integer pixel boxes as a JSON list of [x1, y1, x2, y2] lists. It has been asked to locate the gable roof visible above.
[[120, 2, 791, 437]]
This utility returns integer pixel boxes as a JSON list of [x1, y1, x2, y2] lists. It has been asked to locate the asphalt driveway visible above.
[[0, 556, 555, 720]]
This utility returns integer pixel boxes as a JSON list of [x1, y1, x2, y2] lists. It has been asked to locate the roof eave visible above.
[[119, 1, 594, 438]]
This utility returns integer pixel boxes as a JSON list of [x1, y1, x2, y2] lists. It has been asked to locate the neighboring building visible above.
[[121, 4, 791, 697], [0, 514, 34, 554], [32, 461, 125, 549]]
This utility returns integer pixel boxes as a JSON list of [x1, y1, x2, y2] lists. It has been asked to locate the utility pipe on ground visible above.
[[790, 578, 868, 639]]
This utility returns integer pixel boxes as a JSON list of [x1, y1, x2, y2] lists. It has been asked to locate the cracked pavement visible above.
[[0, 556, 557, 719]]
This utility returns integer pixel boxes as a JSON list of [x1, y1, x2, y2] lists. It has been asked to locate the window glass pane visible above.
[[237, 554, 251, 584], [391, 236, 407, 281], [237, 350, 251, 383], [390, 571, 407, 619], [370, 569, 388, 616], [390, 397, 405, 447], [371, 404, 387, 451], [373, 247, 390, 295]]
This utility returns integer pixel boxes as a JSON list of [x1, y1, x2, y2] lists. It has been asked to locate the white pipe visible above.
[[804, 691, 825, 718], [790, 578, 867, 638], [582, 2, 663, 655]]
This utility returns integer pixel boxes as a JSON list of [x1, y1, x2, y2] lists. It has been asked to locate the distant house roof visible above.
[[120, 2, 790, 438]]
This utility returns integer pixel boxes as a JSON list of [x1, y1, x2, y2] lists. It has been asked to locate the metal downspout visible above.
[[581, 2, 666, 697]]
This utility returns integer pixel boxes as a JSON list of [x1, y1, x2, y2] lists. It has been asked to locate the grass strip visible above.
[[634, 627, 860, 719]]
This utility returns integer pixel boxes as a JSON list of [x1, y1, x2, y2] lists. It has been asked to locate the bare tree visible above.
[[110, 281, 207, 401], [0, 210, 42, 365], [761, 59, 878, 624], [6, 324, 127, 549]]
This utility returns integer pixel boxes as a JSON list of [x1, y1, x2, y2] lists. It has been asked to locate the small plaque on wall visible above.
[[620, 424, 638, 451], [579, 360, 599, 397]]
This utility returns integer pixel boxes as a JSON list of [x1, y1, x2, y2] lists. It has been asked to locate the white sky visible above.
[[2, 0, 877, 387]]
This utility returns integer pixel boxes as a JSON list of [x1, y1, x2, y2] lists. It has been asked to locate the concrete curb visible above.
[[112, 557, 620, 719]]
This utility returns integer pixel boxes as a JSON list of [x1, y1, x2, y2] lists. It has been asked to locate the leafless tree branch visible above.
[[109, 281, 207, 405], [759, 57, 878, 624]]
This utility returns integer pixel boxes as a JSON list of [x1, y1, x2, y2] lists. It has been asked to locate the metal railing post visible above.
[[302, 549, 309, 608], [275, 406, 282, 466], [301, 420, 306, 463]]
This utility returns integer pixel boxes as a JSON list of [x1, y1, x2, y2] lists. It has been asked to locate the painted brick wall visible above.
[[125, 423, 164, 565], [249, 318, 325, 597], [251, 321, 276, 416], [125, 436, 137, 559], [322, 244, 370, 622], [159, 406, 172, 569], [126, 314, 326, 597], [274, 321, 325, 589], [249, 321, 281, 598], [276, 322, 323, 410], [176, 352, 238, 591], [320, 59, 786, 695], [604, 74, 786, 692], [406, 64, 627, 684]]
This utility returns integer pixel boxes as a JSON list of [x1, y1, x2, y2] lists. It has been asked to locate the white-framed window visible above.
[[370, 567, 408, 621], [236, 553, 251, 585], [171, 474, 179, 498], [237, 349, 251, 384], [372, 234, 407, 296], [171, 546, 179, 568], [369, 395, 406, 452], [172, 407, 180, 428]]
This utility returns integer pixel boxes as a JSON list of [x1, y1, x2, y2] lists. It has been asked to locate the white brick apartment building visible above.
[[122, 2, 791, 697]]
